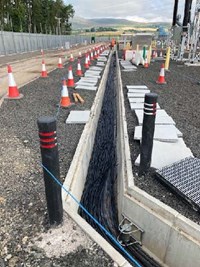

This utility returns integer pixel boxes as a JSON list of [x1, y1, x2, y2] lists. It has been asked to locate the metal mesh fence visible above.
[[0, 31, 110, 55]]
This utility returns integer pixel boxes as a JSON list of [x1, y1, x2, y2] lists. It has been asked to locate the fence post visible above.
[[138, 93, 158, 176], [37, 116, 63, 225]]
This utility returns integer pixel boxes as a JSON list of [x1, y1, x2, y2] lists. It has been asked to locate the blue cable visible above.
[[41, 163, 142, 267]]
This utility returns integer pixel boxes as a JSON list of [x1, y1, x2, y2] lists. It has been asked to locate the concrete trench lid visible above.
[[89, 66, 103, 71], [135, 109, 175, 125], [76, 81, 97, 86], [78, 77, 98, 82], [66, 110, 91, 123], [129, 97, 145, 103], [134, 125, 179, 142], [84, 73, 101, 78], [130, 102, 160, 110], [128, 89, 150, 93], [96, 62, 105, 66], [135, 138, 193, 169], [97, 57, 107, 62], [85, 70, 102, 76], [126, 85, 148, 89], [128, 92, 147, 98], [75, 85, 97, 90]]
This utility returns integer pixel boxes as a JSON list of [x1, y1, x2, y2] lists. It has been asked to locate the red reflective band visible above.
[[40, 143, 57, 149], [40, 138, 55, 143], [39, 131, 56, 137]]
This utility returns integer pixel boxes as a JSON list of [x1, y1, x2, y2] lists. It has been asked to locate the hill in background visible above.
[[70, 16, 170, 30]]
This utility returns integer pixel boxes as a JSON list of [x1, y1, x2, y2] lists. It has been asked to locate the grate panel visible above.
[[156, 157, 200, 210]]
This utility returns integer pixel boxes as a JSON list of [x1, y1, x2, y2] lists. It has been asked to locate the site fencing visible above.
[[0, 31, 110, 55]]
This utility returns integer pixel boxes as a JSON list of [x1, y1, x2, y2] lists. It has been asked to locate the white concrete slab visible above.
[[127, 85, 148, 89], [128, 89, 150, 93], [84, 73, 101, 78], [176, 128, 183, 137], [123, 66, 137, 70], [135, 110, 175, 125], [97, 57, 107, 62], [75, 85, 97, 90], [128, 92, 147, 98], [129, 98, 144, 103], [79, 77, 98, 82], [66, 110, 90, 124], [135, 138, 193, 169], [85, 70, 101, 76], [134, 125, 179, 142], [89, 66, 103, 71], [76, 82, 97, 86], [130, 102, 160, 110], [122, 69, 137, 72], [96, 62, 105, 66]]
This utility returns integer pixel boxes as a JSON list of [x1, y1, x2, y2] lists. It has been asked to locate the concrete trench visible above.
[[62, 50, 200, 267]]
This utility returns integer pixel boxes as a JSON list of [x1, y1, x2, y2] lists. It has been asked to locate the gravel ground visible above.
[[0, 53, 114, 266], [120, 53, 200, 225]]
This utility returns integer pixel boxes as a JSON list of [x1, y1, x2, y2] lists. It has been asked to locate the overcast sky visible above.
[[66, 0, 197, 22]]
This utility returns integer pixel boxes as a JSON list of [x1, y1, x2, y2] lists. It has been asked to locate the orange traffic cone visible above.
[[156, 64, 166, 84], [84, 55, 89, 69], [94, 50, 97, 59], [76, 60, 83, 77], [58, 57, 63, 68], [87, 53, 91, 65], [90, 51, 94, 60], [160, 50, 163, 57], [67, 66, 75, 88], [144, 57, 149, 68], [69, 54, 74, 62], [60, 79, 72, 108], [5, 65, 23, 99], [41, 59, 48, 77]]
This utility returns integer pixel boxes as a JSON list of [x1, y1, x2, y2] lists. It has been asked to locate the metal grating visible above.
[[156, 157, 200, 211]]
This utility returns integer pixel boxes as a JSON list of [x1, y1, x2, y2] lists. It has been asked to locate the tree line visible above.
[[0, 0, 74, 34]]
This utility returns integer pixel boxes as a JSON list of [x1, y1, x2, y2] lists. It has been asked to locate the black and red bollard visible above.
[[138, 93, 158, 177], [37, 116, 63, 225]]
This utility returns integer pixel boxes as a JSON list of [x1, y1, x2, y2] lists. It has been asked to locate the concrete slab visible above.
[[78, 77, 98, 82], [126, 85, 148, 89], [129, 98, 144, 103], [84, 73, 101, 78], [122, 69, 137, 72], [128, 92, 147, 98], [76, 81, 97, 86], [97, 62, 105, 66], [85, 70, 101, 76], [89, 66, 103, 71], [130, 102, 160, 110], [97, 57, 107, 62], [135, 110, 175, 125], [134, 125, 179, 142], [75, 85, 97, 90], [128, 89, 150, 93], [66, 110, 90, 124], [135, 138, 193, 169]]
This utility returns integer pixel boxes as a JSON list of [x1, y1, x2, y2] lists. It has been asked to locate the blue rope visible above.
[[41, 163, 142, 267]]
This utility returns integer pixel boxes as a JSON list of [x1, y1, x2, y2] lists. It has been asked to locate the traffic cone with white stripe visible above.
[[87, 53, 91, 65], [76, 60, 83, 77], [69, 54, 74, 62], [156, 63, 166, 84], [144, 57, 149, 68], [84, 55, 89, 69], [58, 57, 63, 68], [41, 59, 48, 77], [67, 66, 75, 88], [5, 65, 23, 99], [90, 51, 94, 60], [60, 79, 72, 108]]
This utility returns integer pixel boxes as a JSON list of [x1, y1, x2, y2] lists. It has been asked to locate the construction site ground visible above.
[[0, 46, 115, 267], [120, 54, 200, 225]]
